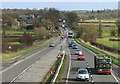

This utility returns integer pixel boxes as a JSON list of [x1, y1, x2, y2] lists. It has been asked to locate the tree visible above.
[[2, 14, 16, 35], [41, 19, 52, 30], [19, 32, 34, 46], [65, 12, 78, 27], [43, 8, 61, 28], [34, 27, 49, 40], [98, 20, 103, 38], [77, 24, 98, 42], [32, 18, 41, 27], [110, 27, 117, 36], [116, 20, 120, 37]]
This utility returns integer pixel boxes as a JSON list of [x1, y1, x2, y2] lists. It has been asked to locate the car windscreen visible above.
[[79, 55, 84, 56], [76, 50, 80, 51], [78, 70, 87, 74]]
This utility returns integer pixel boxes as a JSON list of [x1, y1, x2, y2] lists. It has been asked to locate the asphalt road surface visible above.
[[1, 38, 63, 83], [65, 27, 119, 84]]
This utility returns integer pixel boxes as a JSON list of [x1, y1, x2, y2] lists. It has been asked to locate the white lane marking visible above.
[[66, 48, 71, 84], [111, 73, 119, 83], [9, 60, 37, 84], [10, 38, 63, 83], [74, 39, 119, 83], [75, 41, 95, 54], [1, 38, 60, 73], [1, 47, 46, 73]]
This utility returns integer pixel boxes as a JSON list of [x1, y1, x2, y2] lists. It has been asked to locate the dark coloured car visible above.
[[68, 43, 73, 47], [49, 43, 54, 47]]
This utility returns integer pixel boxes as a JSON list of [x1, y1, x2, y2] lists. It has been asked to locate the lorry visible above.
[[94, 55, 112, 74]]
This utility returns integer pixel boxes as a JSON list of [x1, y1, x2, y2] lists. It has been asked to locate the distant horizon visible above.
[[2, 2, 118, 11]]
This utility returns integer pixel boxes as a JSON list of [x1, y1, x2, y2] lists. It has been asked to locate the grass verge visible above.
[[2, 37, 56, 61], [55, 54, 66, 83], [69, 26, 119, 66], [41, 57, 62, 84]]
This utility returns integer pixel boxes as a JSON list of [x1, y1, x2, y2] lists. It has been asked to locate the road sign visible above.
[[51, 70, 55, 75], [8, 45, 12, 49], [56, 53, 62, 58]]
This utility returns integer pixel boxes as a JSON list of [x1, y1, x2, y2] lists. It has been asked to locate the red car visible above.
[[77, 54, 85, 60]]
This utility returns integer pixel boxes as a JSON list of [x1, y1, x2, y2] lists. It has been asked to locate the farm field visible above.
[[96, 27, 119, 51], [80, 19, 116, 23], [96, 37, 120, 51], [5, 30, 34, 35]]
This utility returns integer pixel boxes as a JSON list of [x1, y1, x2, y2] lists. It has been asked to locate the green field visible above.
[[102, 27, 118, 36], [6, 30, 34, 35], [8, 42, 22, 45], [96, 27, 119, 50], [80, 20, 116, 23], [96, 37, 120, 51]]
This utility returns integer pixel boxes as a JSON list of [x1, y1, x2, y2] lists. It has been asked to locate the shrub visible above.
[[34, 27, 49, 40], [19, 32, 34, 46]]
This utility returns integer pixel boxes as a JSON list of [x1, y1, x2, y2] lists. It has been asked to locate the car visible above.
[[71, 40, 75, 44], [49, 43, 54, 47], [77, 54, 85, 60], [76, 68, 89, 81], [61, 36, 64, 39], [68, 43, 73, 47], [72, 44, 78, 49], [75, 49, 82, 55]]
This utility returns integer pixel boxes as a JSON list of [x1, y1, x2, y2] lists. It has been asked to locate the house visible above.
[[19, 15, 35, 23]]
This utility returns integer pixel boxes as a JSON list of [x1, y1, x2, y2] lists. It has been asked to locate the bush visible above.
[[34, 27, 49, 40], [76, 24, 98, 42], [19, 32, 34, 46]]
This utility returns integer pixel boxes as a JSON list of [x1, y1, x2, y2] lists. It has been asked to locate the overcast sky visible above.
[[2, 0, 120, 2]]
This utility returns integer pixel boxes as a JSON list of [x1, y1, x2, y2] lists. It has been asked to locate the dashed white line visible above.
[[66, 48, 71, 84]]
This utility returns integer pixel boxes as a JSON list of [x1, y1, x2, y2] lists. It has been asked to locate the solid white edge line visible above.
[[111, 73, 119, 83], [2, 38, 60, 73], [1, 47, 46, 73], [74, 38, 119, 83], [66, 48, 71, 84], [9, 60, 37, 84]]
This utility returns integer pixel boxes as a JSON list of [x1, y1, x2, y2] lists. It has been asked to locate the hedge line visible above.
[[91, 41, 119, 54], [68, 26, 119, 67]]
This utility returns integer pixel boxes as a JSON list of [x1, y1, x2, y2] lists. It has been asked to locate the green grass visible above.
[[26, 24, 33, 26], [5, 30, 34, 35], [102, 27, 118, 36], [55, 55, 66, 83], [2, 38, 55, 61], [8, 42, 22, 45], [41, 57, 62, 83], [96, 37, 120, 51], [96, 27, 119, 50], [68, 25, 119, 66], [81, 20, 116, 23], [75, 38, 120, 66]]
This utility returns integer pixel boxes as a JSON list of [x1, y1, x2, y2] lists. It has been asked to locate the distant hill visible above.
[[72, 10, 89, 13]]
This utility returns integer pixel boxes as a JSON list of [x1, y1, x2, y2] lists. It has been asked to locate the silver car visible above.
[[72, 44, 78, 49], [75, 49, 82, 55], [76, 68, 89, 81]]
